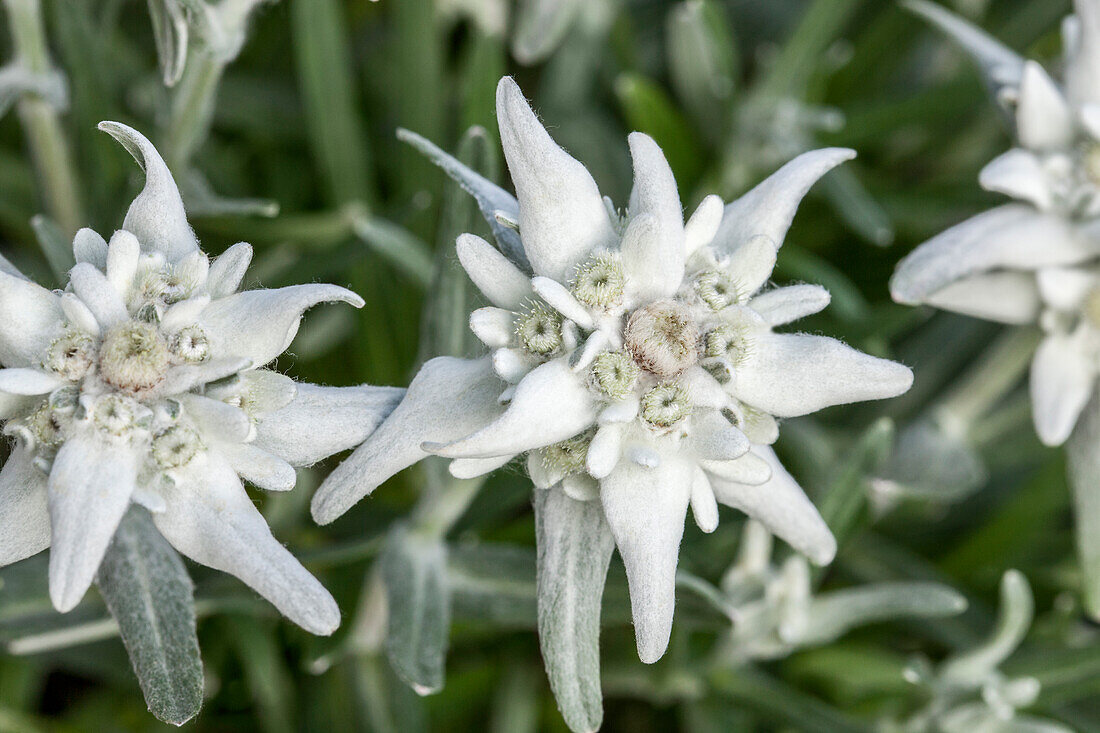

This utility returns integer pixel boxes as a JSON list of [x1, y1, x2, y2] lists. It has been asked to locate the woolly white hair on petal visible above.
[[456, 233, 533, 309], [709, 447, 837, 566], [1030, 334, 1095, 446], [311, 357, 503, 525], [749, 285, 832, 327], [154, 452, 341, 635], [600, 455, 694, 664], [890, 205, 1099, 304], [72, 228, 108, 269], [427, 357, 600, 459], [712, 148, 855, 256], [198, 283, 364, 368], [0, 446, 50, 567], [206, 242, 254, 298], [923, 272, 1041, 324], [978, 150, 1054, 210], [623, 133, 685, 300], [0, 270, 63, 368], [47, 433, 141, 612], [732, 332, 914, 418], [98, 121, 199, 263], [496, 77, 616, 281], [1016, 62, 1075, 151]]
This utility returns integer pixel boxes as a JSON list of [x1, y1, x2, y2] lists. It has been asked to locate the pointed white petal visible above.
[[47, 434, 140, 611], [0, 446, 50, 566], [199, 284, 364, 367], [159, 357, 250, 395], [428, 357, 598, 459], [1015, 62, 1075, 151], [726, 234, 778, 298], [0, 270, 63, 368], [160, 295, 211, 333], [105, 230, 141, 297], [586, 423, 623, 479], [622, 133, 685, 299], [563, 474, 599, 502], [220, 443, 296, 491], [924, 271, 1041, 324], [700, 452, 772, 484], [684, 195, 723, 255], [689, 467, 718, 533], [254, 383, 405, 466], [734, 332, 913, 417], [155, 451, 340, 634], [1031, 334, 1095, 446], [713, 149, 855, 255], [206, 242, 253, 298], [178, 394, 252, 443], [492, 347, 538, 382], [600, 455, 694, 663], [891, 205, 1099, 304], [690, 412, 750, 461], [99, 121, 198, 262], [496, 77, 615, 280], [749, 284, 831, 327], [456, 233, 532, 309], [979, 149, 1054, 210], [0, 368, 63, 395], [69, 263, 128, 328], [312, 357, 503, 524], [449, 454, 514, 479], [710, 447, 836, 565], [1037, 267, 1098, 310], [531, 276, 594, 329], [902, 0, 1025, 93], [59, 293, 100, 336], [72, 228, 108, 269], [599, 395, 639, 424]]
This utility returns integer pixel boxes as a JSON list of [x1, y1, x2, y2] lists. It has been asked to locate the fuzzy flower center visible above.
[[640, 382, 692, 429], [1083, 287, 1100, 329], [590, 350, 641, 400], [541, 432, 592, 476], [515, 302, 564, 355], [151, 425, 204, 469], [571, 253, 625, 309], [99, 321, 171, 395], [693, 269, 740, 311], [44, 330, 96, 381], [169, 325, 211, 363], [624, 300, 700, 378], [704, 324, 752, 366]]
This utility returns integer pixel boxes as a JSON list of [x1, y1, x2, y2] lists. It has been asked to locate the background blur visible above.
[[2, 0, 1098, 730]]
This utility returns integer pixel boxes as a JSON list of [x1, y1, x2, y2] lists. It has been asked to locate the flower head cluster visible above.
[[0, 122, 401, 633], [893, 1, 1100, 447], [315, 77, 912, 664]]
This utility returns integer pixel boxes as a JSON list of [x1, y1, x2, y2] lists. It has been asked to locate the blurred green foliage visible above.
[[3, 0, 1100, 730]]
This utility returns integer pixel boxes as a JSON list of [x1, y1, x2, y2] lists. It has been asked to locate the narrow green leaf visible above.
[[290, 0, 374, 205], [226, 617, 295, 733], [95, 507, 203, 726], [1068, 394, 1100, 620], [941, 570, 1033, 684], [146, 0, 188, 87], [381, 524, 451, 696], [351, 215, 434, 288], [614, 73, 704, 186], [534, 489, 615, 733], [29, 214, 73, 284]]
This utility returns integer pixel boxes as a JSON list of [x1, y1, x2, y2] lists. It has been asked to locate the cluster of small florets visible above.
[[1, 241, 229, 483]]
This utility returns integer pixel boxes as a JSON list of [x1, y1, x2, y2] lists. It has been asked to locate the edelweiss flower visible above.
[[314, 77, 912, 666], [893, 0, 1100, 446], [0, 122, 401, 633]]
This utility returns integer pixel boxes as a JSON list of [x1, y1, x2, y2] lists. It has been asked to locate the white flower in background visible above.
[[0, 122, 402, 634], [887, 571, 1071, 733], [893, 0, 1100, 446], [314, 76, 913, 667]]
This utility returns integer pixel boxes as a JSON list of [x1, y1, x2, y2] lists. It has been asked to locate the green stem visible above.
[[934, 328, 1039, 434], [4, 0, 83, 240], [164, 49, 224, 171]]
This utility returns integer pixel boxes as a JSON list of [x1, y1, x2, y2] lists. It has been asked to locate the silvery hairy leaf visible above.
[[95, 506, 203, 726]]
